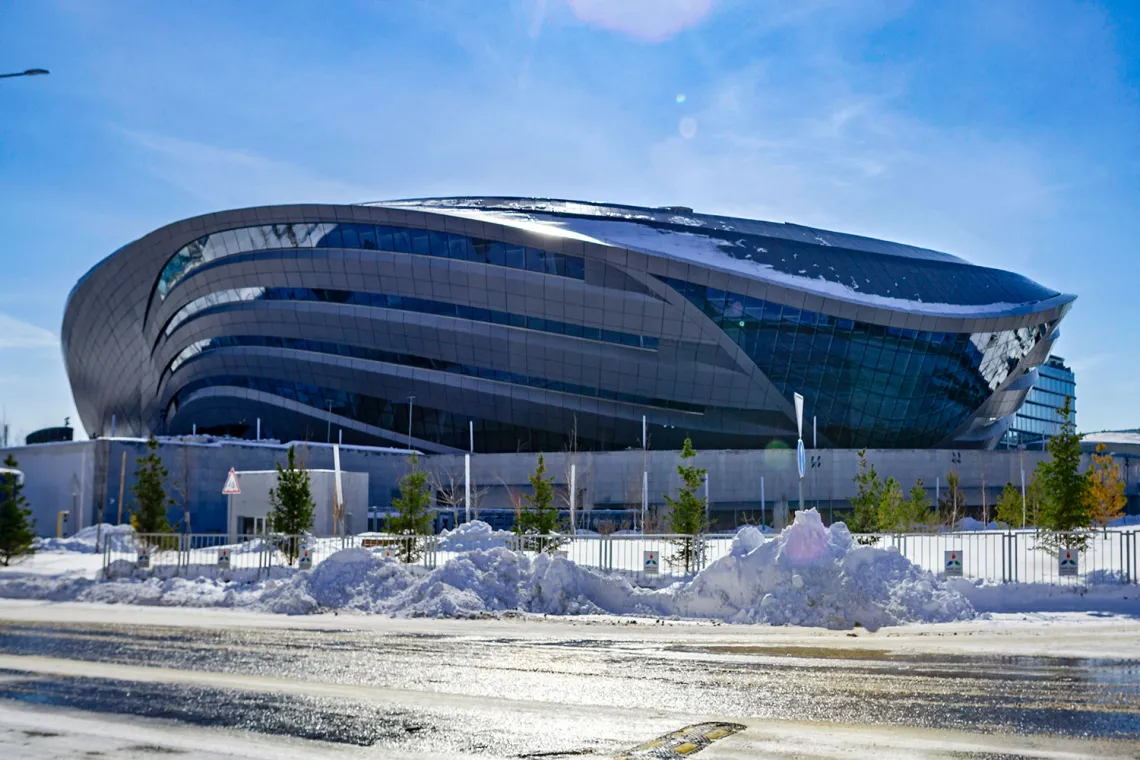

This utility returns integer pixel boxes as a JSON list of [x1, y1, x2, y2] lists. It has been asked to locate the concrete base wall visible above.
[[4, 438, 1138, 536]]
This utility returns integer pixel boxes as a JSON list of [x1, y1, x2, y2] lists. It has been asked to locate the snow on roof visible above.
[[1083, 431, 1140, 446], [396, 206, 1029, 317]]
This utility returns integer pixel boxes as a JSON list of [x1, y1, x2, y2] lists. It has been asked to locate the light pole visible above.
[[0, 68, 49, 80], [810, 455, 822, 513], [406, 395, 415, 450], [326, 401, 333, 443]]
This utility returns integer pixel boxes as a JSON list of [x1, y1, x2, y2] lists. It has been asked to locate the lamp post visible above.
[[406, 395, 415, 450], [0, 68, 49, 79]]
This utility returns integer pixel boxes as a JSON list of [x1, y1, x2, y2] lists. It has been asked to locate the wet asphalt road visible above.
[[1, 616, 1139, 757]]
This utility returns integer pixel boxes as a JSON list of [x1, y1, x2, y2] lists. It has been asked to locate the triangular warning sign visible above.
[[222, 468, 241, 495]]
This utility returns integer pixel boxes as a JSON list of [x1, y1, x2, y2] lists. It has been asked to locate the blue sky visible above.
[[1, 0, 1138, 442]]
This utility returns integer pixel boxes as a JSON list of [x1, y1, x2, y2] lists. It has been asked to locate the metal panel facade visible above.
[[63, 198, 1076, 453]]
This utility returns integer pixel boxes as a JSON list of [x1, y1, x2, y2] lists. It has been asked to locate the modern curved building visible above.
[[63, 198, 1074, 453]]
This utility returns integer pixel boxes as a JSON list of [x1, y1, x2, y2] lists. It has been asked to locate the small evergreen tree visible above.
[[664, 438, 708, 573], [904, 479, 932, 532], [1085, 442, 1126, 528], [130, 436, 173, 537], [388, 454, 434, 562], [847, 449, 882, 534], [0, 455, 35, 566], [268, 445, 315, 564], [515, 454, 563, 552], [876, 477, 905, 532], [994, 482, 1024, 528], [1037, 397, 1089, 534]]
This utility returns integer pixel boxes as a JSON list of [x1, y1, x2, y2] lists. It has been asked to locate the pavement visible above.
[[0, 600, 1139, 758]]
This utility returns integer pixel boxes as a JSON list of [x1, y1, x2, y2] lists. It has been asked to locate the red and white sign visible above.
[[222, 468, 241, 495]]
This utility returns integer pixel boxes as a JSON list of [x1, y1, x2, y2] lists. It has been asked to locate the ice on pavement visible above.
[[0, 510, 976, 630]]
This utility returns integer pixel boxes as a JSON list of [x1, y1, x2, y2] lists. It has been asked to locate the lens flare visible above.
[[675, 93, 686, 104], [679, 116, 698, 139]]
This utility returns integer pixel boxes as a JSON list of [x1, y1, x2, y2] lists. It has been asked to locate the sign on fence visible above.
[[644, 550, 660, 575], [218, 548, 231, 570], [944, 550, 963, 577], [299, 548, 312, 570], [1059, 548, 1079, 577], [137, 546, 150, 570]]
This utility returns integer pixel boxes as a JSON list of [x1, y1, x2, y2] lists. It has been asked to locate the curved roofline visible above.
[[367, 195, 968, 264]]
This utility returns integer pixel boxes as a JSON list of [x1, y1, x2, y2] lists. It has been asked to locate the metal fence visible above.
[[104, 529, 1139, 586]]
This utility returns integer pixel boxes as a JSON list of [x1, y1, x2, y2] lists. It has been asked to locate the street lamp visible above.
[[0, 68, 49, 79], [406, 395, 415, 450]]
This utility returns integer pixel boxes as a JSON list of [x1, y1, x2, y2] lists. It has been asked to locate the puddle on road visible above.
[[0, 671, 428, 747]]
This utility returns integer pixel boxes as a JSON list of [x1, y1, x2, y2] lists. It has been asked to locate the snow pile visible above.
[[0, 510, 975, 630], [36, 524, 137, 554], [435, 520, 513, 552], [671, 511, 975, 629]]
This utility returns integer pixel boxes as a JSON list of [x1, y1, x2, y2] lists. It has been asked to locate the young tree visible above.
[[1085, 442, 1126, 528], [130, 436, 173, 536], [1026, 469, 1046, 527], [994, 482, 1023, 528], [1037, 397, 1089, 533], [0, 455, 35, 566], [429, 466, 466, 527], [664, 438, 708, 573], [516, 454, 563, 552], [847, 449, 882, 533], [267, 445, 315, 564], [388, 454, 435, 562], [171, 444, 192, 534], [938, 470, 965, 529]]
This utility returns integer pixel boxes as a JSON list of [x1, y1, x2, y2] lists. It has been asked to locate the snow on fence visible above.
[[104, 529, 1139, 586]]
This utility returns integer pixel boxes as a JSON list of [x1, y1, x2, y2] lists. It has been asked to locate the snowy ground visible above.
[[4, 511, 1136, 631], [1, 601, 1139, 758]]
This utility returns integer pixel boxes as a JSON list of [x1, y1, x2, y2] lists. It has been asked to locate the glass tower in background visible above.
[[999, 355, 1076, 450]]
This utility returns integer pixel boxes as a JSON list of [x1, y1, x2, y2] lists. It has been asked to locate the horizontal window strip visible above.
[[154, 222, 585, 303], [164, 335, 702, 414], [161, 286, 659, 350]]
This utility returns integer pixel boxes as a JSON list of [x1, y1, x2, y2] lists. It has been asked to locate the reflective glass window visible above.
[[153, 223, 587, 305], [659, 276, 1051, 448]]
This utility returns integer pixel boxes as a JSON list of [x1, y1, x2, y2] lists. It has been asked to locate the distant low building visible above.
[[999, 355, 1075, 450], [25, 426, 74, 445], [1082, 430, 1140, 457]]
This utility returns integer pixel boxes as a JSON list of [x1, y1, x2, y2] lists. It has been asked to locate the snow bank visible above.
[[0, 510, 976, 630], [435, 520, 513, 552], [951, 579, 1140, 616], [36, 524, 137, 554], [672, 511, 974, 629]]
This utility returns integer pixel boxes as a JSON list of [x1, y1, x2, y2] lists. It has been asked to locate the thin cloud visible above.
[[564, 0, 713, 42], [118, 130, 378, 208], [0, 313, 58, 350]]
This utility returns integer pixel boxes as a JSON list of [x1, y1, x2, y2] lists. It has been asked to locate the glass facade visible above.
[[998, 355, 1076, 450], [161, 287, 659, 350], [168, 376, 613, 453], [154, 222, 586, 304], [164, 335, 703, 413], [661, 277, 1051, 448]]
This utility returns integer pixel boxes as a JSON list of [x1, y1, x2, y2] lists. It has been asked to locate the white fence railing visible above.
[[104, 529, 1139, 587]]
